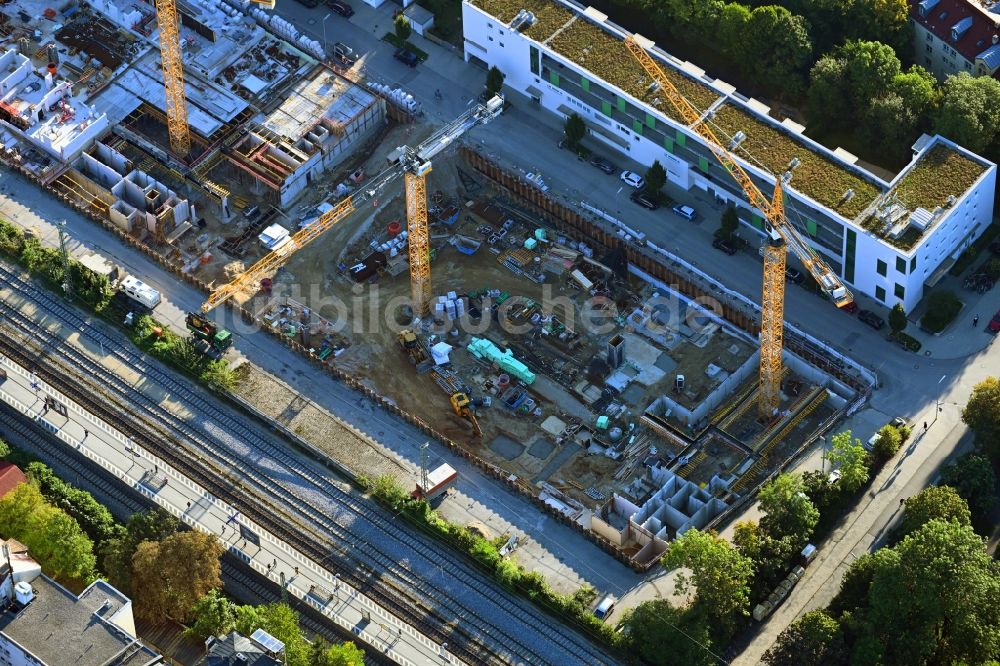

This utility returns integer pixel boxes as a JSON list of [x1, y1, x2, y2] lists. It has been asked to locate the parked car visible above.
[[393, 48, 419, 67], [858, 309, 885, 330], [620, 170, 644, 188], [333, 42, 357, 64], [630, 188, 659, 210], [890, 416, 909, 429], [988, 310, 1000, 333], [590, 156, 616, 174], [785, 267, 805, 284], [712, 237, 737, 255], [328, 0, 354, 16], [671, 204, 697, 221], [295, 0, 319, 7]]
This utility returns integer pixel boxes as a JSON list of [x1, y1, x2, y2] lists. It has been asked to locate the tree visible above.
[[310, 640, 365, 666], [717, 3, 750, 58], [717, 205, 739, 240], [825, 430, 869, 493], [662, 528, 753, 635], [101, 508, 180, 593], [963, 377, 1000, 458], [131, 531, 224, 623], [936, 73, 1000, 153], [188, 589, 237, 639], [622, 600, 716, 666], [839, 40, 902, 106], [199, 360, 238, 393], [563, 113, 586, 150], [861, 93, 915, 159], [888, 303, 907, 334], [829, 550, 879, 616], [871, 424, 902, 464], [255, 603, 310, 666], [0, 438, 10, 458], [939, 453, 998, 522], [733, 520, 796, 599], [808, 56, 850, 131], [861, 520, 1000, 665], [485, 66, 505, 98], [758, 473, 819, 547], [890, 66, 939, 125], [394, 14, 411, 43], [645, 160, 666, 196], [68, 262, 110, 308], [762, 609, 848, 666], [900, 486, 971, 537], [738, 6, 813, 98]]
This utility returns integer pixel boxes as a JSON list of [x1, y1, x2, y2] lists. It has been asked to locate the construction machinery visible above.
[[201, 95, 505, 314], [153, 0, 191, 159], [450, 392, 483, 438], [185, 312, 233, 359], [624, 36, 852, 418], [397, 329, 430, 367]]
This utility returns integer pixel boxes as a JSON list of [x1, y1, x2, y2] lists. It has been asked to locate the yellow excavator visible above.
[[450, 392, 483, 438]]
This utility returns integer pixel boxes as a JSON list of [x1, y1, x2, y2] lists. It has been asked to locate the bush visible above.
[[0, 219, 25, 256], [888, 330, 922, 352], [26, 462, 126, 548], [871, 425, 902, 465], [983, 257, 1000, 280], [920, 290, 962, 333]]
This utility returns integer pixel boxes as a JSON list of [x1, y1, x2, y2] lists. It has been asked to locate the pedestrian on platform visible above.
[[973, 314, 980, 327]]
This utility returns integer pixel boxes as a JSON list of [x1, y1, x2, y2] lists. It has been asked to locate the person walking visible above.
[[973, 313, 980, 327]]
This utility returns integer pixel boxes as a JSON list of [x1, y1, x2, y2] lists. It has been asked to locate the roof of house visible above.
[[910, 0, 1000, 64], [0, 576, 159, 666], [0, 463, 26, 498], [204, 631, 282, 666]]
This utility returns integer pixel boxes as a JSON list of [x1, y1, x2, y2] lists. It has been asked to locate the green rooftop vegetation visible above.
[[892, 145, 986, 213], [711, 104, 880, 219], [469, 0, 570, 41]]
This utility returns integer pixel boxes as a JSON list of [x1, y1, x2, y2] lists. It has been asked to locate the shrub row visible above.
[[26, 462, 126, 548]]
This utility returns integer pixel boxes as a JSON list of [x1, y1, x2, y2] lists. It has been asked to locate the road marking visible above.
[[939, 374, 947, 384]]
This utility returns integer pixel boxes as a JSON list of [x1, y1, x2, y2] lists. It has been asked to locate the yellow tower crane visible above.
[[624, 36, 852, 418], [200, 95, 505, 314], [153, 0, 191, 159]]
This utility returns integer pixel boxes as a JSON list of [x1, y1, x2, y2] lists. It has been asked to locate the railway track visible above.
[[0, 402, 396, 666], [0, 264, 616, 666]]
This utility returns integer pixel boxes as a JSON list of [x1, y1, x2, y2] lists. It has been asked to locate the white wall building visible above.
[[462, 0, 997, 312]]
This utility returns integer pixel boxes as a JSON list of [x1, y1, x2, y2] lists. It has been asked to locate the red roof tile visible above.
[[910, 0, 1000, 63], [0, 462, 27, 498]]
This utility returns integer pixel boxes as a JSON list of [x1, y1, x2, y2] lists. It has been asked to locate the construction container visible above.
[[524, 238, 538, 250]]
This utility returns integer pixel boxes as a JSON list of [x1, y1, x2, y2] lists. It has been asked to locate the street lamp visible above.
[[322, 13, 332, 58]]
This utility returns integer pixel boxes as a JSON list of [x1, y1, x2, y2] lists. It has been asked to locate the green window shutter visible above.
[[645, 113, 655, 129], [751, 214, 763, 230], [601, 101, 612, 116], [664, 136, 674, 153], [530, 47, 540, 75], [806, 219, 817, 237], [632, 119, 643, 134], [581, 77, 590, 91], [698, 157, 709, 173], [675, 130, 686, 147], [617, 97, 626, 111], [549, 71, 560, 86]]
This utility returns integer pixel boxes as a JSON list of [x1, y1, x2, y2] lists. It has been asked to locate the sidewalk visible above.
[[0, 353, 459, 666], [902, 269, 1000, 360]]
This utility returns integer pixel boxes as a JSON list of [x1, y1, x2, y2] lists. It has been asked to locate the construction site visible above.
[[0, 0, 864, 569]]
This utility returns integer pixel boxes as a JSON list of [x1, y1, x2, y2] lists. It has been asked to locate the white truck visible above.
[[119, 275, 161, 311]]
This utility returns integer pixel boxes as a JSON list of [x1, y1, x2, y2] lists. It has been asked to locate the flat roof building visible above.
[[462, 0, 997, 312]]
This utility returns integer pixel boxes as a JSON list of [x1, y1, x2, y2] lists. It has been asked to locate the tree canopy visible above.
[[131, 530, 224, 623], [758, 472, 819, 547], [485, 66, 505, 97], [621, 599, 717, 666], [393, 15, 412, 42], [564, 113, 586, 149], [963, 376, 1000, 458], [762, 609, 848, 666], [825, 430, 869, 492], [900, 485, 971, 537], [939, 453, 998, 522], [935, 74, 1000, 154], [645, 161, 666, 195]]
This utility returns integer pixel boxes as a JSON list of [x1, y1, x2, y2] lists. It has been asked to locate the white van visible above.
[[594, 595, 616, 621], [120, 275, 161, 310]]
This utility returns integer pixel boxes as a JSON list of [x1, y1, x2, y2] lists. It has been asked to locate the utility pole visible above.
[[57, 219, 71, 299], [419, 441, 429, 497]]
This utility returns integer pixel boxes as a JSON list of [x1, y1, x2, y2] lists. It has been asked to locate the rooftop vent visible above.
[[646, 80, 661, 94], [788, 157, 801, 170], [994, 34, 999, 44], [781, 170, 793, 184], [728, 131, 746, 151], [946, 194, 957, 205], [509, 9, 536, 31], [952, 17, 973, 41], [842, 188, 855, 202], [13, 582, 33, 606]]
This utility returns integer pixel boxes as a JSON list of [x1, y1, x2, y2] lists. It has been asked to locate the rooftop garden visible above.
[[469, 0, 720, 122], [711, 104, 880, 219], [892, 145, 987, 213]]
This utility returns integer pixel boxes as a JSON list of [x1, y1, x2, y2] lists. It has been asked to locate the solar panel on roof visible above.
[[250, 628, 285, 654]]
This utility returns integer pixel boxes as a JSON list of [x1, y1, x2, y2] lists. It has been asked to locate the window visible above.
[[926, 44, 933, 53], [499, 42, 504, 47], [925, 56, 933, 66], [487, 22, 493, 28], [895, 284, 905, 300], [911, 256, 917, 272], [876, 259, 887, 276], [488, 36, 493, 41], [875, 285, 886, 301], [499, 29, 504, 35], [895, 257, 906, 273]]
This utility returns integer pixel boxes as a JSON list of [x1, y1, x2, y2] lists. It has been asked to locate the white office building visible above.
[[462, 0, 997, 312]]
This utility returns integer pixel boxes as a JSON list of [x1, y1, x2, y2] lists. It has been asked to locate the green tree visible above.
[[644, 160, 666, 197], [68, 262, 110, 308], [871, 423, 903, 464], [256, 603, 310, 666], [900, 486, 971, 537], [888, 303, 907, 334], [662, 528, 753, 635], [563, 112, 586, 150], [717, 3, 750, 57], [187, 589, 237, 639], [32, 510, 96, 580], [310, 639, 365, 666], [717, 205, 739, 240], [27, 462, 125, 547], [829, 550, 880, 616], [738, 6, 813, 97], [808, 56, 850, 131], [839, 40, 902, 106], [234, 604, 264, 636], [963, 377, 1000, 458], [732, 519, 796, 599], [101, 508, 180, 593], [762, 609, 848, 666], [939, 453, 998, 522], [758, 472, 819, 547], [485, 66, 505, 98], [621, 600, 716, 666], [394, 14, 412, 42], [131, 531, 224, 623], [890, 66, 939, 125], [0, 439, 10, 458], [200, 360, 238, 393], [861, 520, 1000, 665], [936, 73, 1000, 153], [825, 430, 869, 492]]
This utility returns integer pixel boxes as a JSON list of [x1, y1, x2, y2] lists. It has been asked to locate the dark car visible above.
[[590, 156, 615, 174], [295, 0, 319, 7], [988, 310, 1000, 333], [328, 0, 354, 16], [712, 237, 737, 255], [785, 267, 805, 284], [630, 188, 659, 210], [858, 309, 885, 330], [393, 48, 418, 67]]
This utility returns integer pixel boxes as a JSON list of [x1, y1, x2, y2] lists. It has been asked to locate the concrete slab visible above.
[[489, 435, 524, 460], [527, 438, 555, 459]]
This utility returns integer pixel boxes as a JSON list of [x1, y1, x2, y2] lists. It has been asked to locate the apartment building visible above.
[[462, 0, 997, 312], [910, 0, 1000, 80]]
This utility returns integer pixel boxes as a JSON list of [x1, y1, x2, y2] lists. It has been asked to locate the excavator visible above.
[[450, 392, 483, 438], [397, 329, 429, 365]]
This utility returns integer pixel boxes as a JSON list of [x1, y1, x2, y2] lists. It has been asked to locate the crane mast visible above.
[[154, 0, 191, 159], [624, 36, 852, 417], [201, 95, 505, 314]]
